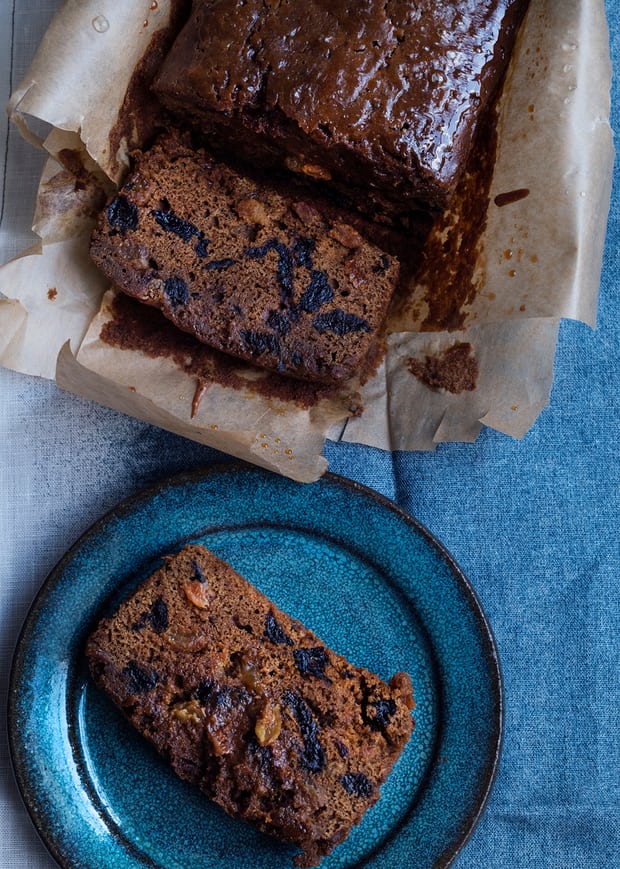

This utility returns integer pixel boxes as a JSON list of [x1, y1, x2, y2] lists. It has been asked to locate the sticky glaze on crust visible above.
[[86, 544, 415, 867], [153, 0, 530, 214]]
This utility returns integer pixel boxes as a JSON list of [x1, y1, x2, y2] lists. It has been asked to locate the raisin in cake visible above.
[[153, 0, 530, 217], [89, 133, 400, 384], [86, 544, 414, 868]]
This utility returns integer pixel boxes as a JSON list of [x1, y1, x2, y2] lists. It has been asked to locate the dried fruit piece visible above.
[[151, 208, 201, 242], [291, 236, 316, 268], [240, 329, 281, 358], [291, 200, 318, 223], [255, 702, 282, 747], [163, 276, 189, 307], [283, 690, 325, 773], [362, 696, 398, 733], [236, 197, 269, 225], [149, 596, 169, 633], [372, 253, 392, 274], [191, 560, 207, 583], [264, 611, 294, 646], [284, 155, 331, 180], [183, 579, 211, 609], [123, 660, 159, 693], [107, 195, 139, 235], [236, 654, 259, 692], [245, 238, 295, 302], [165, 626, 208, 652], [293, 647, 331, 682], [172, 698, 206, 725], [204, 258, 236, 271], [312, 309, 370, 336], [131, 594, 169, 633], [299, 271, 334, 313], [329, 223, 363, 249], [340, 773, 374, 798], [301, 163, 332, 180]]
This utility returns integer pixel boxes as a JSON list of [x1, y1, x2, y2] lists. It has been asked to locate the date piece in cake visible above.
[[86, 544, 414, 868], [153, 0, 530, 215], [89, 133, 400, 384]]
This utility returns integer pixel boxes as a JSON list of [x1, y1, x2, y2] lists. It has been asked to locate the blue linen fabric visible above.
[[0, 2, 618, 868]]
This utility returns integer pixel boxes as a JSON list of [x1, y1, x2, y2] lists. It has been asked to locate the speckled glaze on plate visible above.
[[8, 463, 502, 869]]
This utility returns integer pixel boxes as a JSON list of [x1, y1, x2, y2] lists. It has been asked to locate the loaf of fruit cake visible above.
[[153, 0, 531, 217], [89, 132, 401, 384], [86, 544, 415, 867]]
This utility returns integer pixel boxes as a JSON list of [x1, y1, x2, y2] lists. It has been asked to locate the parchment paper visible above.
[[0, 0, 614, 481]]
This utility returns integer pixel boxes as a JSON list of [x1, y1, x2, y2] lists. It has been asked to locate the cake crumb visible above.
[[407, 342, 479, 394]]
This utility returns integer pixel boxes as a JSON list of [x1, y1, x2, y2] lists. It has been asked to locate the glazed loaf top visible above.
[[154, 0, 530, 211]]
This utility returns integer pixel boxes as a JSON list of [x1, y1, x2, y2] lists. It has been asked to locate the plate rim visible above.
[[7, 460, 504, 869]]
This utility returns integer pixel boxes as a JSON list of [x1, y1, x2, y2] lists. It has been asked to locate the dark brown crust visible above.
[[153, 0, 530, 214], [86, 544, 414, 868], [90, 132, 401, 384]]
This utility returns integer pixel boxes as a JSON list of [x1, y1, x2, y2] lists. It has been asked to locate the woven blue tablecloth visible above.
[[0, 2, 618, 866]]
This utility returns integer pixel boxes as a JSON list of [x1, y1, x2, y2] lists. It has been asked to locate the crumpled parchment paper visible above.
[[0, 0, 614, 481]]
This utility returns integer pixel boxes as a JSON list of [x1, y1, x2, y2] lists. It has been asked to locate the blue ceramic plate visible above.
[[9, 463, 502, 869]]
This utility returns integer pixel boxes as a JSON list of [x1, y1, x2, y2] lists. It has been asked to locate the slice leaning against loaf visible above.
[[89, 133, 400, 385], [86, 544, 414, 868]]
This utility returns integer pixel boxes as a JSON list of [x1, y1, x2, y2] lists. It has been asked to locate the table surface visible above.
[[1, 2, 619, 867]]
